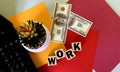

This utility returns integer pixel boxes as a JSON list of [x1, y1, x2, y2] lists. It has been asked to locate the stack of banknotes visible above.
[[51, 2, 93, 42]]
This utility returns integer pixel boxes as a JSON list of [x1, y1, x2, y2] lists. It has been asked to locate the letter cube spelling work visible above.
[[48, 42, 82, 66]]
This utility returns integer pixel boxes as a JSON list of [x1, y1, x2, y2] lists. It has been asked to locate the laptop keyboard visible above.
[[0, 15, 38, 72]]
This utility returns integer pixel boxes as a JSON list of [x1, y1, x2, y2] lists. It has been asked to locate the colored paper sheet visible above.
[[38, 29, 99, 72], [8, 2, 67, 68], [68, 0, 120, 71]]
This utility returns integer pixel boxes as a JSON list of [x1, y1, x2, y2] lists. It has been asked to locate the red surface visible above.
[[38, 29, 99, 72], [68, 0, 120, 72], [38, 0, 120, 71]]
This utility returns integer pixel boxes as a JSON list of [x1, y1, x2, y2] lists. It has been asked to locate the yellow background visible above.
[[8, 2, 66, 68]]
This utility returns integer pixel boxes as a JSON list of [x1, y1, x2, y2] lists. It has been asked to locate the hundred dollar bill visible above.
[[68, 12, 93, 37], [51, 25, 66, 42], [51, 2, 71, 42]]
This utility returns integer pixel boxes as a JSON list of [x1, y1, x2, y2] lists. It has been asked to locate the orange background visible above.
[[8, 2, 66, 68]]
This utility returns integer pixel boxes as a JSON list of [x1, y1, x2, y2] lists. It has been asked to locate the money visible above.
[[68, 12, 93, 37], [51, 2, 71, 42], [51, 25, 66, 42]]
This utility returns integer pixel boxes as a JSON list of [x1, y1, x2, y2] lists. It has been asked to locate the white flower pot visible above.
[[21, 24, 50, 53]]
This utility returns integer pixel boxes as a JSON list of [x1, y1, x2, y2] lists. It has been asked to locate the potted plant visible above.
[[18, 20, 50, 52]]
